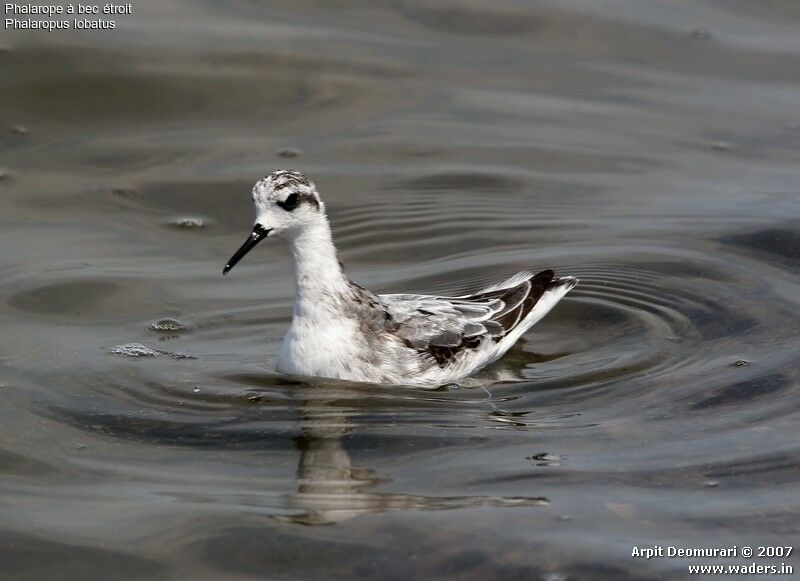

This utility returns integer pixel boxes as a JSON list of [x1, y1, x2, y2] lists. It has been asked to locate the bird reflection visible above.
[[274, 395, 549, 526]]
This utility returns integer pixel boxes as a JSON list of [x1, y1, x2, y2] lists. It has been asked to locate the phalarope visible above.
[[223, 170, 577, 387]]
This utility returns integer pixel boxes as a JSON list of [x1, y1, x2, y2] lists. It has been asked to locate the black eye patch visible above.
[[277, 193, 299, 211]]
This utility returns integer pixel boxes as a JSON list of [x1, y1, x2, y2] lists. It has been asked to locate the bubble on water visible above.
[[149, 318, 186, 333], [167, 216, 208, 230], [277, 147, 301, 158], [712, 141, 732, 151], [690, 28, 711, 40], [704, 479, 720, 488], [732, 359, 751, 367], [109, 343, 196, 359], [527, 452, 564, 466], [110, 343, 160, 357]]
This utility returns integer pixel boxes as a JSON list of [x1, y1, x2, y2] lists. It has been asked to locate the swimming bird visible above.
[[223, 170, 577, 387]]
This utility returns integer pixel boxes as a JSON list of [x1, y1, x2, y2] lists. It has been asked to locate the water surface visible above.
[[2, 1, 800, 578]]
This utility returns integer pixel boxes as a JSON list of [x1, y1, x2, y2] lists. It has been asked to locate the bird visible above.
[[223, 170, 577, 387]]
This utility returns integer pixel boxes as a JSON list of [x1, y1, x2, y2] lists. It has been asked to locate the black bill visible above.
[[222, 224, 271, 275]]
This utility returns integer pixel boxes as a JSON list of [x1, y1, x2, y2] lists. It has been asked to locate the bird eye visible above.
[[278, 193, 299, 211]]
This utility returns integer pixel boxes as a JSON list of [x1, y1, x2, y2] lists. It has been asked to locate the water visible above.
[[2, 1, 800, 578]]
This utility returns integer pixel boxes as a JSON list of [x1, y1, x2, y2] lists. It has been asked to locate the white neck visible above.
[[287, 217, 349, 313]]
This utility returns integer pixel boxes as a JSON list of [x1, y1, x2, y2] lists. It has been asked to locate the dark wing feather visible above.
[[483, 269, 555, 334], [381, 269, 557, 367]]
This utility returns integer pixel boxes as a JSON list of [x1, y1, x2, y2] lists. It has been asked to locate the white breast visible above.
[[276, 312, 364, 379]]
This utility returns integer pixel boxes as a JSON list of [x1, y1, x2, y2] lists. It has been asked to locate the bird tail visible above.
[[496, 270, 577, 348]]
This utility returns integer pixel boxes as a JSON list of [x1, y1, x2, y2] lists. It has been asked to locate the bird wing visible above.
[[381, 269, 556, 365]]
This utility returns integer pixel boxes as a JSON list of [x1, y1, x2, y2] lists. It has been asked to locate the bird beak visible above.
[[223, 224, 271, 275]]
